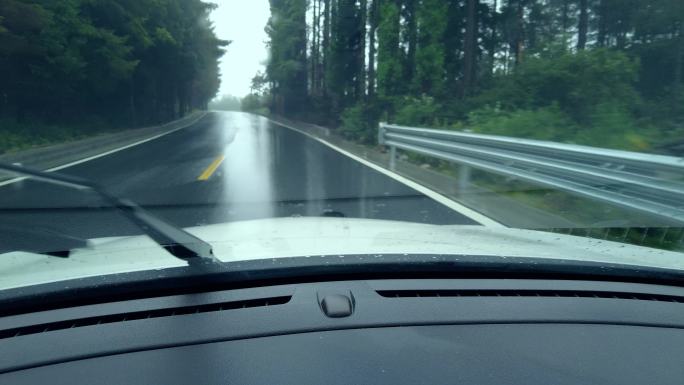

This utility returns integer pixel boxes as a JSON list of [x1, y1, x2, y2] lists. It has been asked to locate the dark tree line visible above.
[[0, 0, 228, 131], [256, 0, 684, 151]]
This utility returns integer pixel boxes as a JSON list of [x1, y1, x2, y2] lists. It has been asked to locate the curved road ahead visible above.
[[1, 112, 480, 249]]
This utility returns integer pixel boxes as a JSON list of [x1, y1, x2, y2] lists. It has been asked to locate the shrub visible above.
[[0, 119, 86, 154], [468, 104, 577, 142], [394, 95, 441, 126], [339, 102, 381, 144], [473, 49, 641, 126], [576, 102, 650, 151]]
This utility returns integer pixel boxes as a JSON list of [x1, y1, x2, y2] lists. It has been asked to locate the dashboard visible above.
[[1, 278, 684, 384]]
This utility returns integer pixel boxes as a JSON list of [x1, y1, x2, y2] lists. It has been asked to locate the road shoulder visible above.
[[0, 112, 207, 183], [268, 115, 577, 229]]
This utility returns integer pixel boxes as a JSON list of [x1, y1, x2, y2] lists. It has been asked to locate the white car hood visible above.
[[1, 217, 683, 291]]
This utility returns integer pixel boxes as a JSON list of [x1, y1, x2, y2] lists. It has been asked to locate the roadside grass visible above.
[[466, 170, 684, 252], [0, 118, 115, 155], [0, 110, 202, 155], [468, 170, 643, 226]]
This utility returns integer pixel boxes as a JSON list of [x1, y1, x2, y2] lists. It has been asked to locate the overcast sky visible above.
[[210, 0, 270, 98]]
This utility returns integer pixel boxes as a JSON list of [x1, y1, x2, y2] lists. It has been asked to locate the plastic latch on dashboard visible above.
[[320, 294, 354, 318]]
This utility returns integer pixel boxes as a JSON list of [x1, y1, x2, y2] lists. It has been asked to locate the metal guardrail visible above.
[[379, 122, 684, 225]]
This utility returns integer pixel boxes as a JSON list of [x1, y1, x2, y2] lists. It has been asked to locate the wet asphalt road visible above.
[[0, 112, 477, 250]]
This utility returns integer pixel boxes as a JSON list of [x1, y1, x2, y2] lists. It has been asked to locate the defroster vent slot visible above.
[[0, 296, 291, 340], [377, 289, 684, 303]]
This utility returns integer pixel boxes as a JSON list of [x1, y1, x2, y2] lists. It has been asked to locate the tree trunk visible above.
[[616, 31, 626, 50], [315, 0, 324, 96], [270, 80, 277, 113], [322, 0, 331, 97], [129, 80, 137, 125], [405, 0, 417, 88], [577, 0, 588, 50], [292, 0, 308, 115], [560, 0, 569, 48], [329, 0, 340, 112], [356, 0, 367, 100], [676, 20, 684, 87], [514, 0, 525, 66], [597, 0, 607, 47], [488, 0, 498, 75], [462, 0, 478, 97], [174, 82, 181, 119], [311, 0, 317, 96], [444, 0, 463, 89], [178, 83, 188, 117], [367, 0, 378, 99], [577, 0, 589, 51]]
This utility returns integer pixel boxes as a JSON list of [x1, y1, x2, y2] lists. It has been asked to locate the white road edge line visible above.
[[0, 113, 207, 188], [269, 118, 505, 228]]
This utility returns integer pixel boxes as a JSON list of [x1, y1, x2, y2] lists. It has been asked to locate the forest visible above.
[[0, 0, 227, 152], [254, 0, 684, 152]]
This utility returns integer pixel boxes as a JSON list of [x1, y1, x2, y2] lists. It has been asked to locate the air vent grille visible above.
[[0, 296, 291, 340], [377, 290, 684, 303]]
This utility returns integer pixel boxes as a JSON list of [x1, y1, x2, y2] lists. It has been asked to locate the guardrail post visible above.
[[389, 146, 397, 171], [378, 123, 386, 146], [457, 164, 471, 197]]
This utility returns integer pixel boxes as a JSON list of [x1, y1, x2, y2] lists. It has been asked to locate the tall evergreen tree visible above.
[[266, 0, 308, 114], [377, 0, 403, 99], [577, 0, 589, 50], [367, 0, 380, 99], [258, 0, 682, 152], [462, 0, 478, 96], [413, 0, 448, 96], [0, 0, 227, 127]]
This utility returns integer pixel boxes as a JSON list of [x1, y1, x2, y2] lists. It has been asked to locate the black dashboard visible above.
[[2, 278, 684, 384]]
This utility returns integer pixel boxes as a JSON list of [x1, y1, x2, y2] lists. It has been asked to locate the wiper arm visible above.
[[0, 162, 217, 265]]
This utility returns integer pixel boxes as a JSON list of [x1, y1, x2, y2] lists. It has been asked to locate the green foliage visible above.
[[412, 0, 448, 96], [265, 0, 308, 115], [579, 102, 651, 151], [465, 50, 654, 151], [250, 71, 269, 96], [519, 50, 639, 122], [474, 49, 640, 115], [0, 0, 228, 133], [241, 94, 270, 115], [468, 104, 577, 141], [394, 96, 441, 127], [642, 87, 684, 136], [260, 0, 683, 152], [340, 102, 381, 144], [210, 95, 242, 111], [467, 105, 651, 151], [326, 0, 367, 108], [0, 117, 109, 154], [376, 0, 403, 99]]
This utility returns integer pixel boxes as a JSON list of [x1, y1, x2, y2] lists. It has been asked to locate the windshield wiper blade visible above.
[[0, 162, 217, 264]]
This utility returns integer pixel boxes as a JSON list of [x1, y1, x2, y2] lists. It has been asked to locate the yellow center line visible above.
[[197, 154, 225, 181]]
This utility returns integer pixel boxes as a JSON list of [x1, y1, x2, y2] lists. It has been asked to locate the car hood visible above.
[[1, 217, 683, 291]]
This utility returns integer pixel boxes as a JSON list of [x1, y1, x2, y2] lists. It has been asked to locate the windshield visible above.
[[1, 0, 683, 291]]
